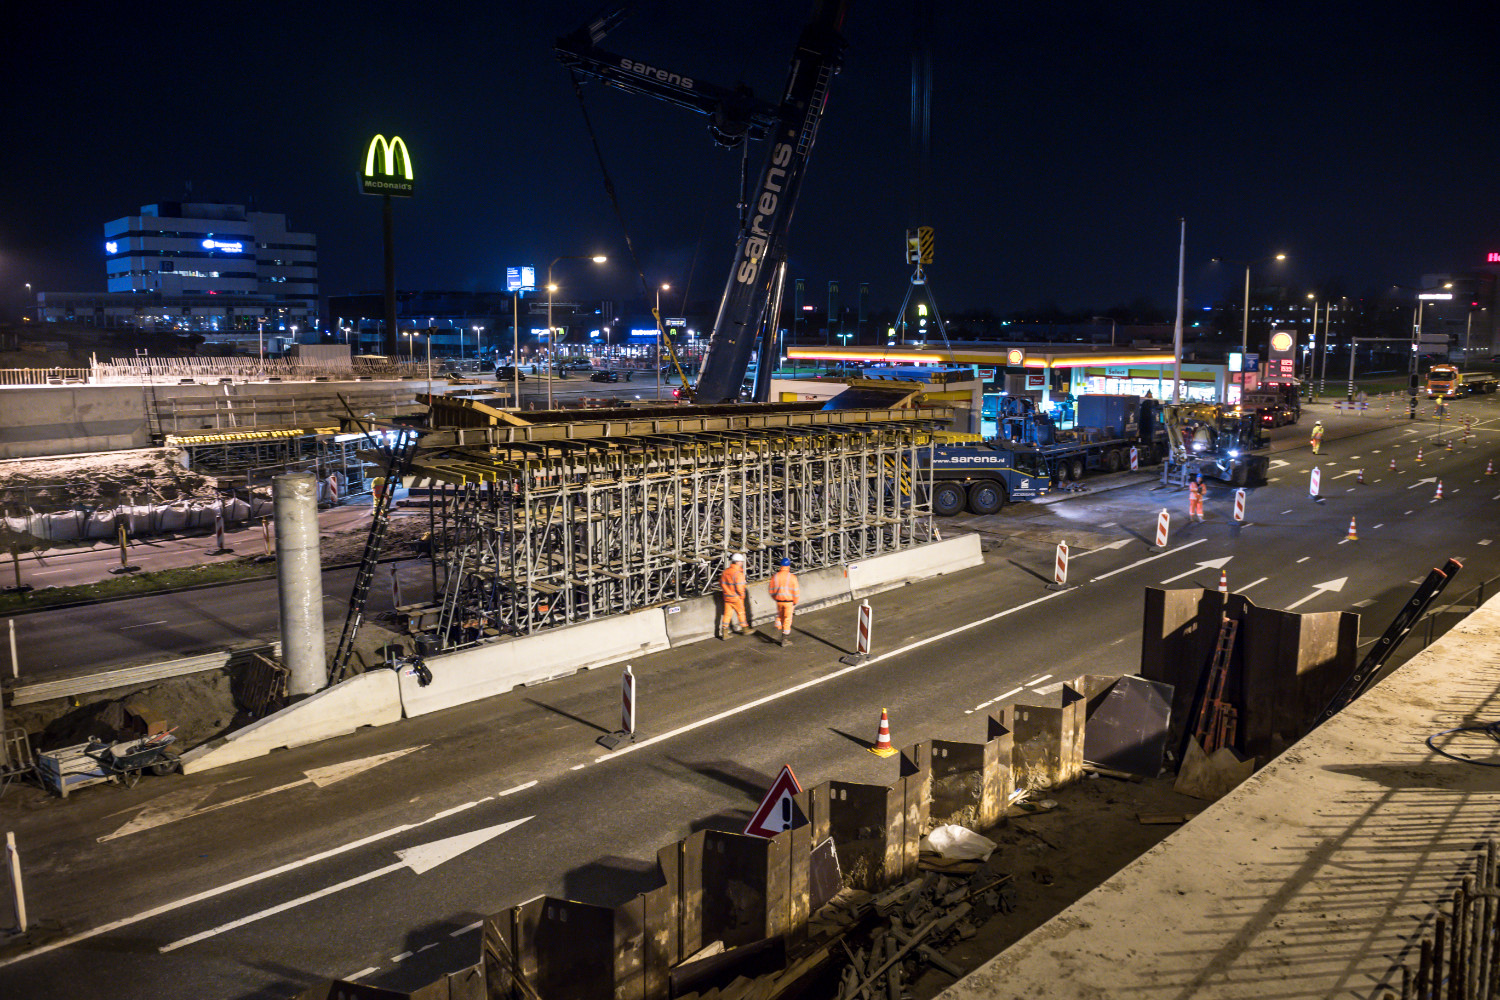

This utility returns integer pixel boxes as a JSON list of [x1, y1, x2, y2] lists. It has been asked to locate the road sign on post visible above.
[[744, 765, 803, 838]]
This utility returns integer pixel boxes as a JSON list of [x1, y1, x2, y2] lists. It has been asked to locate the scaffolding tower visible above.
[[409, 405, 942, 648]]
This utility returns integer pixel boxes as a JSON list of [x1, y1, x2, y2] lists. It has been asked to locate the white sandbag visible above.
[[919, 824, 998, 861]]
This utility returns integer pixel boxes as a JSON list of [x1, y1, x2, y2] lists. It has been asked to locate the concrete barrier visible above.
[[662, 593, 721, 646], [180, 669, 402, 774], [789, 565, 853, 612], [846, 533, 983, 599], [399, 609, 671, 718]]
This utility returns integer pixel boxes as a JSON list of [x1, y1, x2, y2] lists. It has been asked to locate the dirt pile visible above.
[[0, 448, 227, 512]]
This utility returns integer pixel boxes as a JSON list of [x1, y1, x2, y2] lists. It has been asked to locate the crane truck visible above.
[[556, 0, 850, 404]]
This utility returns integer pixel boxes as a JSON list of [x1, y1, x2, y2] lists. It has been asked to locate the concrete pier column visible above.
[[273, 473, 326, 696]]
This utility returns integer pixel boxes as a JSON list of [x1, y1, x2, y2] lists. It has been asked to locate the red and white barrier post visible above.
[[1309, 466, 1322, 499], [600, 664, 638, 750], [1233, 488, 1246, 523], [1048, 540, 1071, 590], [1129, 446, 1139, 472], [840, 600, 875, 665], [1152, 510, 1170, 550]]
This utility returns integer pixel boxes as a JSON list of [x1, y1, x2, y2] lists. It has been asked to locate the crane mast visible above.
[[556, 1, 850, 404]]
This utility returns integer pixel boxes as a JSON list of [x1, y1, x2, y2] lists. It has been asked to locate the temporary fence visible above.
[[90, 355, 430, 383], [0, 368, 91, 386]]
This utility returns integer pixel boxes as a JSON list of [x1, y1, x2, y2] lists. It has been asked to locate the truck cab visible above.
[[926, 438, 1050, 515]]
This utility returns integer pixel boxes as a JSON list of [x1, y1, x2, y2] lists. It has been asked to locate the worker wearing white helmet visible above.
[[718, 553, 748, 639]]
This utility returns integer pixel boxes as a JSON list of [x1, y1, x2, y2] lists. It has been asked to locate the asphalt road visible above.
[[1, 393, 1498, 999]]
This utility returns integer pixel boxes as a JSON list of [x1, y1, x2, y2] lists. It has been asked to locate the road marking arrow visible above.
[[1159, 556, 1232, 586], [101, 746, 428, 842], [1076, 539, 1131, 557], [1406, 477, 1439, 490], [1286, 577, 1348, 610], [159, 816, 531, 952]]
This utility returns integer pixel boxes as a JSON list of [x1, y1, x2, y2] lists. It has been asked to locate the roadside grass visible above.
[[0, 558, 274, 614]]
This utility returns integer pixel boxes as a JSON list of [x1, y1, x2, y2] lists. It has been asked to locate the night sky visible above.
[[4, 1, 1496, 321]]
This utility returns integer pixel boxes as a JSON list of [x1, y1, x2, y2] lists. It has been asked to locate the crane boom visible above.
[[694, 0, 850, 403], [555, 7, 780, 147]]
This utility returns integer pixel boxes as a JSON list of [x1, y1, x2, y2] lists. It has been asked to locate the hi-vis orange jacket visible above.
[[769, 568, 800, 603], [719, 563, 747, 601]]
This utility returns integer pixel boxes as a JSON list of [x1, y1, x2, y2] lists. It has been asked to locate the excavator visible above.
[[1159, 403, 1270, 487], [556, 0, 851, 403]]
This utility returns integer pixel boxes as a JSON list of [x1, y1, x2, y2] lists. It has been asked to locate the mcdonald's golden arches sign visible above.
[[361, 134, 414, 196]]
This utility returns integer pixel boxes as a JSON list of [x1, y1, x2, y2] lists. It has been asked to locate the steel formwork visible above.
[[411, 413, 937, 646]]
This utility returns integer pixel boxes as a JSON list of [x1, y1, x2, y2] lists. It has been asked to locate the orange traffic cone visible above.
[[1435, 480, 1444, 500], [1487, 459, 1495, 476], [1389, 457, 1398, 472], [1356, 468, 1364, 484], [1446, 439, 1454, 452], [869, 709, 897, 757], [1346, 517, 1358, 541], [1416, 447, 1424, 463], [1218, 570, 1228, 594]]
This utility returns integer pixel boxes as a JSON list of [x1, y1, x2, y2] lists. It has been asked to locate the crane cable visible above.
[[567, 72, 695, 397]]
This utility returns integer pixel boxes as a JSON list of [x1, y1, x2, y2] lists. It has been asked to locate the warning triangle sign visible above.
[[744, 765, 804, 839]]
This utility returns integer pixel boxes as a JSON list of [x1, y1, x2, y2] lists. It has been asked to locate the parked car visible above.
[[495, 365, 527, 381], [590, 369, 621, 383]]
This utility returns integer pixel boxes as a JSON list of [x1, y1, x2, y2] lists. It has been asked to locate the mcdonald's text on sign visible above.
[[362, 134, 415, 197]]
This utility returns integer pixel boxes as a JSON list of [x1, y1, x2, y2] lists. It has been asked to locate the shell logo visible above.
[[1006, 348, 1026, 365], [1270, 332, 1294, 352]]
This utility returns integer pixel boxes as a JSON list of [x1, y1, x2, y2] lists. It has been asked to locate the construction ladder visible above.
[[1190, 616, 1240, 754], [329, 429, 415, 683]]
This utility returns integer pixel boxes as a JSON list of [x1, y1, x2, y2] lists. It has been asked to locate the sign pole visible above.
[[383, 194, 397, 358]]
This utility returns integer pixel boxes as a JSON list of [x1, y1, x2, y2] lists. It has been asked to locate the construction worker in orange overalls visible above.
[[1188, 474, 1206, 522], [1310, 419, 1324, 455], [769, 557, 800, 646], [718, 553, 748, 639]]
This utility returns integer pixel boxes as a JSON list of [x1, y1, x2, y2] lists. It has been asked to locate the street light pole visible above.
[[545, 254, 608, 410], [656, 282, 670, 401], [1241, 265, 1252, 357]]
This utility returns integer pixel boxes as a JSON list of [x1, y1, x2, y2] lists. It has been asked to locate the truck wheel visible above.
[[1104, 450, 1122, 473], [967, 480, 1006, 515], [932, 482, 965, 517], [1070, 458, 1086, 481]]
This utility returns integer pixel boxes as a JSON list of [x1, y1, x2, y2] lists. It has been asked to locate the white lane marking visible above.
[[1282, 510, 1293, 515], [346, 967, 380, 981], [1089, 538, 1208, 583], [1480, 540, 1492, 546], [1372, 524, 1384, 530], [0, 797, 494, 970], [1238, 577, 1268, 592], [1350, 455, 1361, 460], [1032, 682, 1063, 696], [972, 686, 1023, 713], [1268, 477, 1281, 483], [1100, 522, 1117, 528], [571, 764, 587, 770], [392, 951, 413, 963], [1353, 599, 1374, 608], [501, 780, 537, 796], [28, 568, 78, 576], [1372, 449, 1381, 453], [1287, 577, 1348, 610], [101, 746, 428, 842], [159, 816, 533, 953], [1076, 539, 1130, 556], [1296, 557, 1310, 564], [597, 573, 1096, 761], [1270, 459, 1291, 468], [1159, 556, 1232, 586], [1026, 674, 1053, 687], [450, 920, 484, 937], [1346, 488, 1356, 492], [119, 620, 169, 630], [1406, 510, 1415, 515]]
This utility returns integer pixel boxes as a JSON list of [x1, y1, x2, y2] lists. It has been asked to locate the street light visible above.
[[546, 254, 608, 408], [472, 325, 483, 362], [1211, 253, 1288, 356], [655, 282, 671, 400]]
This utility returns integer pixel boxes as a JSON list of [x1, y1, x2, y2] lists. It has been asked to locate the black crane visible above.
[[556, 1, 851, 403]]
